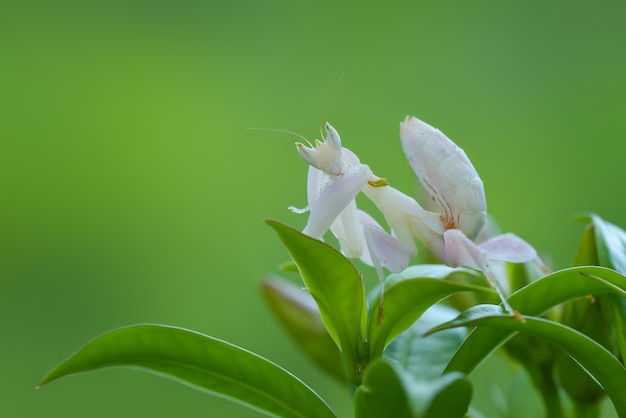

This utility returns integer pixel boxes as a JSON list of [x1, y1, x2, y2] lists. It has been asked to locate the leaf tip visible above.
[[36, 372, 54, 389], [422, 325, 444, 337]]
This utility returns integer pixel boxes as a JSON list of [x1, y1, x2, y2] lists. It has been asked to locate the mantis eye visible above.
[[295, 123, 343, 176]]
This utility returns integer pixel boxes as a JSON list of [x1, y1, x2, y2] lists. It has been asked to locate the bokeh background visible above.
[[2, 1, 625, 417]]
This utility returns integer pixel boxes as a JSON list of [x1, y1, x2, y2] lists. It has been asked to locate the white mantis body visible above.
[[400, 116, 486, 241], [292, 116, 548, 322], [399, 116, 549, 318], [293, 123, 414, 273]]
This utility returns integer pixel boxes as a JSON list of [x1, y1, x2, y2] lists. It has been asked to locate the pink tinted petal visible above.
[[365, 226, 415, 275], [443, 229, 489, 272], [477, 233, 538, 263], [444, 229, 517, 315], [303, 164, 372, 239], [362, 219, 415, 275], [364, 225, 386, 282]]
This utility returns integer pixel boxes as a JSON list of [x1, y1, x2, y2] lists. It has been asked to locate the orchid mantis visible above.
[[290, 124, 415, 280], [291, 116, 547, 321], [399, 117, 550, 316]]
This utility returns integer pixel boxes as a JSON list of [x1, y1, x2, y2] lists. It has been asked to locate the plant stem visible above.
[[540, 382, 563, 418], [527, 364, 564, 418], [572, 401, 600, 418]]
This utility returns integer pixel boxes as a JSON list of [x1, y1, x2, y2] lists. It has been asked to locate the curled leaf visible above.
[[430, 305, 626, 417]]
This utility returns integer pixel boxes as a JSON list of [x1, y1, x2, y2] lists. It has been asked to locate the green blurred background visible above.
[[2, 1, 625, 417]]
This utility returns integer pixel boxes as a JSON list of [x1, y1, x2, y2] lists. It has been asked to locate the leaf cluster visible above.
[[38, 215, 626, 418]]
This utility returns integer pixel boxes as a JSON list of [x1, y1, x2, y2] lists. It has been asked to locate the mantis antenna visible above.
[[247, 73, 345, 144], [244, 127, 313, 147], [318, 72, 345, 138]]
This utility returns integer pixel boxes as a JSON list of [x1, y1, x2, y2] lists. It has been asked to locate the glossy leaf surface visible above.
[[445, 266, 626, 374], [39, 324, 336, 418], [419, 372, 472, 418], [586, 213, 626, 273], [354, 359, 413, 418], [266, 220, 368, 384], [384, 304, 466, 381], [367, 265, 490, 360], [354, 358, 471, 418], [430, 305, 626, 416], [583, 214, 626, 360]]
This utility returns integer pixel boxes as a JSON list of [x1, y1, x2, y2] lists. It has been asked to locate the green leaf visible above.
[[574, 223, 600, 266], [583, 214, 626, 362], [384, 304, 466, 381], [380, 305, 472, 418], [444, 266, 626, 374], [278, 261, 299, 273], [502, 264, 564, 417], [261, 277, 345, 383], [580, 272, 626, 298], [354, 358, 471, 418], [419, 373, 472, 418], [502, 329, 563, 417], [430, 305, 626, 417], [557, 278, 619, 406], [38, 324, 336, 418], [555, 338, 606, 407], [367, 265, 492, 360], [354, 359, 413, 418], [586, 213, 626, 273], [266, 220, 367, 384]]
